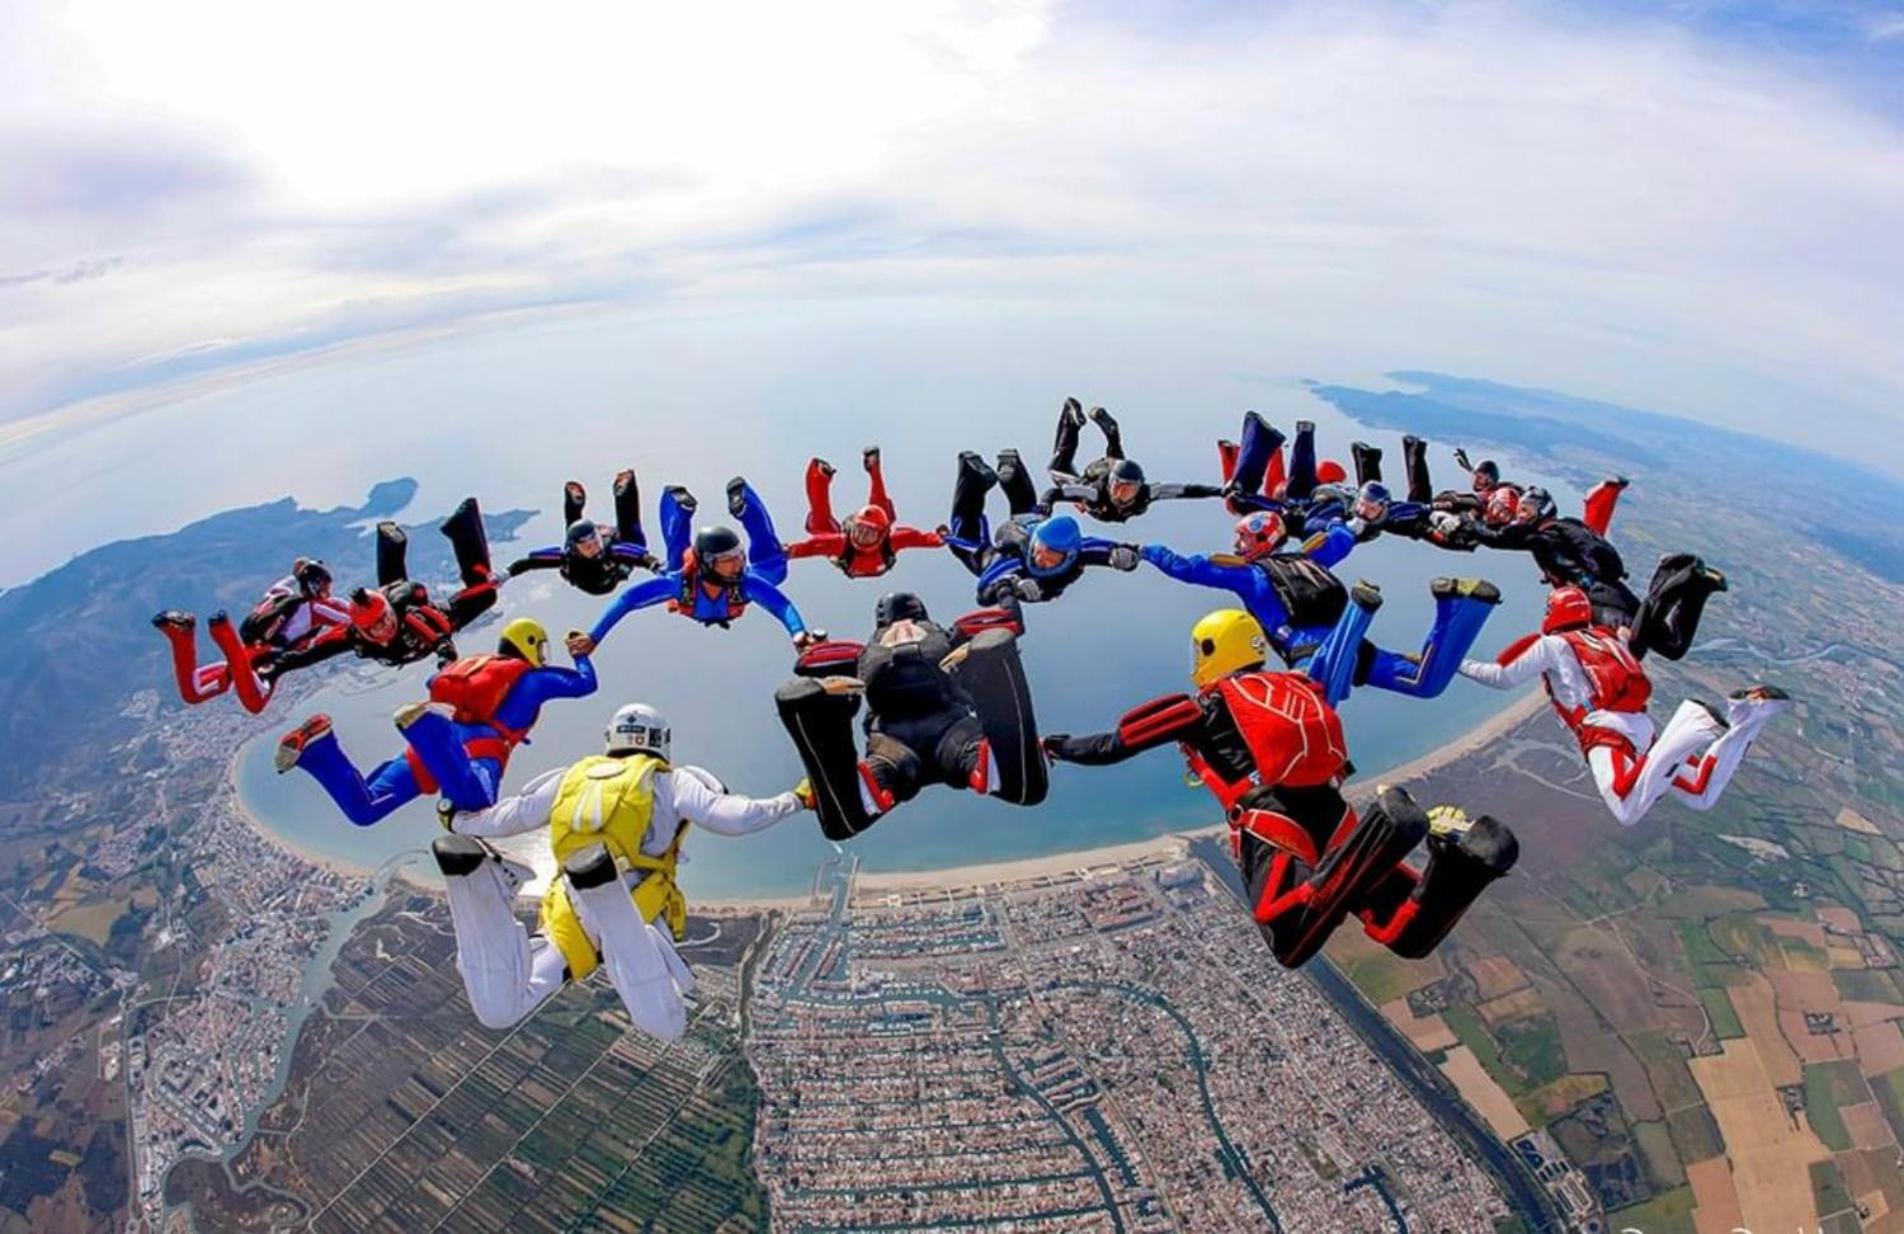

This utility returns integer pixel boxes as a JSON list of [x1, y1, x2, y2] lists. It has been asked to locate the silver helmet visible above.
[[605, 703, 670, 759]]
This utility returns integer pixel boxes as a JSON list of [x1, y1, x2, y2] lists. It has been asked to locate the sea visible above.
[[13, 301, 1559, 899]]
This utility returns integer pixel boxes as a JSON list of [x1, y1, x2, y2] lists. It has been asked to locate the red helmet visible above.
[[1315, 459, 1347, 485], [350, 589, 397, 641], [1543, 586, 1593, 634], [845, 504, 891, 549], [1484, 486, 1521, 526], [1233, 511, 1287, 561]]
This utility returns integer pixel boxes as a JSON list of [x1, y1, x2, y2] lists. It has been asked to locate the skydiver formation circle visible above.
[[152, 399, 1790, 1040]]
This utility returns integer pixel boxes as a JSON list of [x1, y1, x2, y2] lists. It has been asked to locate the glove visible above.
[[1012, 577, 1045, 603], [1040, 734, 1069, 762], [1109, 545, 1140, 572], [1429, 511, 1463, 535], [793, 778, 817, 810], [1453, 447, 1474, 472], [793, 629, 826, 651]]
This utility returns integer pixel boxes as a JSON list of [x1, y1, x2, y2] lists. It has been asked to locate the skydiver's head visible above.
[[845, 504, 891, 550], [566, 520, 605, 560], [1516, 486, 1555, 525], [1315, 459, 1348, 486], [874, 591, 929, 629], [693, 526, 747, 582], [1353, 481, 1392, 526], [349, 588, 398, 645], [497, 617, 549, 667], [1233, 511, 1287, 562], [293, 557, 332, 599], [1190, 608, 1269, 690], [1483, 487, 1521, 527], [1543, 586, 1594, 634], [1107, 459, 1146, 508], [1472, 460, 1501, 493], [1026, 516, 1081, 576], [605, 702, 670, 760]]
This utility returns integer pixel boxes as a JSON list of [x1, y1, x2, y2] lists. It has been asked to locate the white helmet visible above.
[[605, 703, 670, 760]]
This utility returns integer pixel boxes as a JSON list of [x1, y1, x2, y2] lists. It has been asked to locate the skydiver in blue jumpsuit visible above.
[[580, 478, 814, 651], [275, 620, 597, 826], [1140, 510, 1500, 705], [945, 451, 1139, 605]]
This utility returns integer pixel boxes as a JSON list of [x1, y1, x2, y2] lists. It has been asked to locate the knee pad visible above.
[[563, 843, 619, 891]]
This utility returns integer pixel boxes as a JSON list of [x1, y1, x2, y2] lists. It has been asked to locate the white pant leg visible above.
[[443, 860, 567, 1030], [1670, 699, 1787, 811], [568, 877, 689, 1042], [1585, 702, 1722, 827]]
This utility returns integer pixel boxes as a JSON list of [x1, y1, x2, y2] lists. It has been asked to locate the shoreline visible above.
[[232, 690, 1545, 904]]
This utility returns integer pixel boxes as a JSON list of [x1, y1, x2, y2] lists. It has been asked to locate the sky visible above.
[[1, 0, 1902, 475]]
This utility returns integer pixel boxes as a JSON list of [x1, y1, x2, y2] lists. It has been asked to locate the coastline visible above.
[[230, 689, 1545, 904], [226, 749, 370, 882]]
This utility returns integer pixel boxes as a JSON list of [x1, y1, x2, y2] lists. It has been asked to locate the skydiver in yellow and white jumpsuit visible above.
[[432, 702, 810, 1040]]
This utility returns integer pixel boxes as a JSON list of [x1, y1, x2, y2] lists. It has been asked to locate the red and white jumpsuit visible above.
[[1460, 628, 1783, 826]]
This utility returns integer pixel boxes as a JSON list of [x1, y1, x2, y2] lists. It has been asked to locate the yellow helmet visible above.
[[1190, 609, 1268, 689], [498, 617, 549, 667]]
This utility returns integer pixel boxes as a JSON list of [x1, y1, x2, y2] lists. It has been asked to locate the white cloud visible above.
[[2, 0, 1901, 465]]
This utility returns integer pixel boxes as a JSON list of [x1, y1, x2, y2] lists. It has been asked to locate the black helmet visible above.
[[1473, 459, 1501, 489], [693, 525, 746, 580], [693, 525, 741, 557], [565, 520, 605, 553], [293, 558, 332, 596], [875, 591, 930, 628], [1519, 486, 1557, 521], [1108, 458, 1146, 487]]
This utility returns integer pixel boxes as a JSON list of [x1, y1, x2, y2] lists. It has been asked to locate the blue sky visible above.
[[1, 0, 1901, 470]]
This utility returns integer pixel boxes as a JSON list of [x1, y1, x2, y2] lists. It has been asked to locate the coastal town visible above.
[[747, 852, 1515, 1232]]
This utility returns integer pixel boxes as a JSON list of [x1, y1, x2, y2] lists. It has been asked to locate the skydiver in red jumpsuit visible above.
[[785, 447, 946, 578], [1043, 608, 1519, 968]]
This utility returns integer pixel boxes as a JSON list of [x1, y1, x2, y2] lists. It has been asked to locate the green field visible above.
[[1832, 968, 1904, 1005], [1665, 1103, 1726, 1165], [1697, 987, 1744, 1040], [1811, 1158, 1855, 1221], [1803, 1060, 1872, 1153], [1609, 1184, 1696, 1234], [1442, 1004, 1569, 1097]]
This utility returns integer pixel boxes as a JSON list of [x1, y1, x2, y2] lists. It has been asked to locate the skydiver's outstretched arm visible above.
[[266, 625, 356, 676], [660, 765, 804, 836], [1295, 523, 1358, 569], [587, 575, 677, 646], [1147, 482, 1225, 503], [1045, 693, 1208, 766], [1458, 633, 1556, 690], [449, 768, 565, 839], [888, 525, 945, 551], [1140, 544, 1256, 594], [784, 531, 846, 561], [740, 574, 809, 641], [506, 548, 565, 577]]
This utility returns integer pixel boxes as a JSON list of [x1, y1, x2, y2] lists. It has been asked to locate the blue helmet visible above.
[[1026, 516, 1082, 577], [1354, 481, 1392, 524]]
